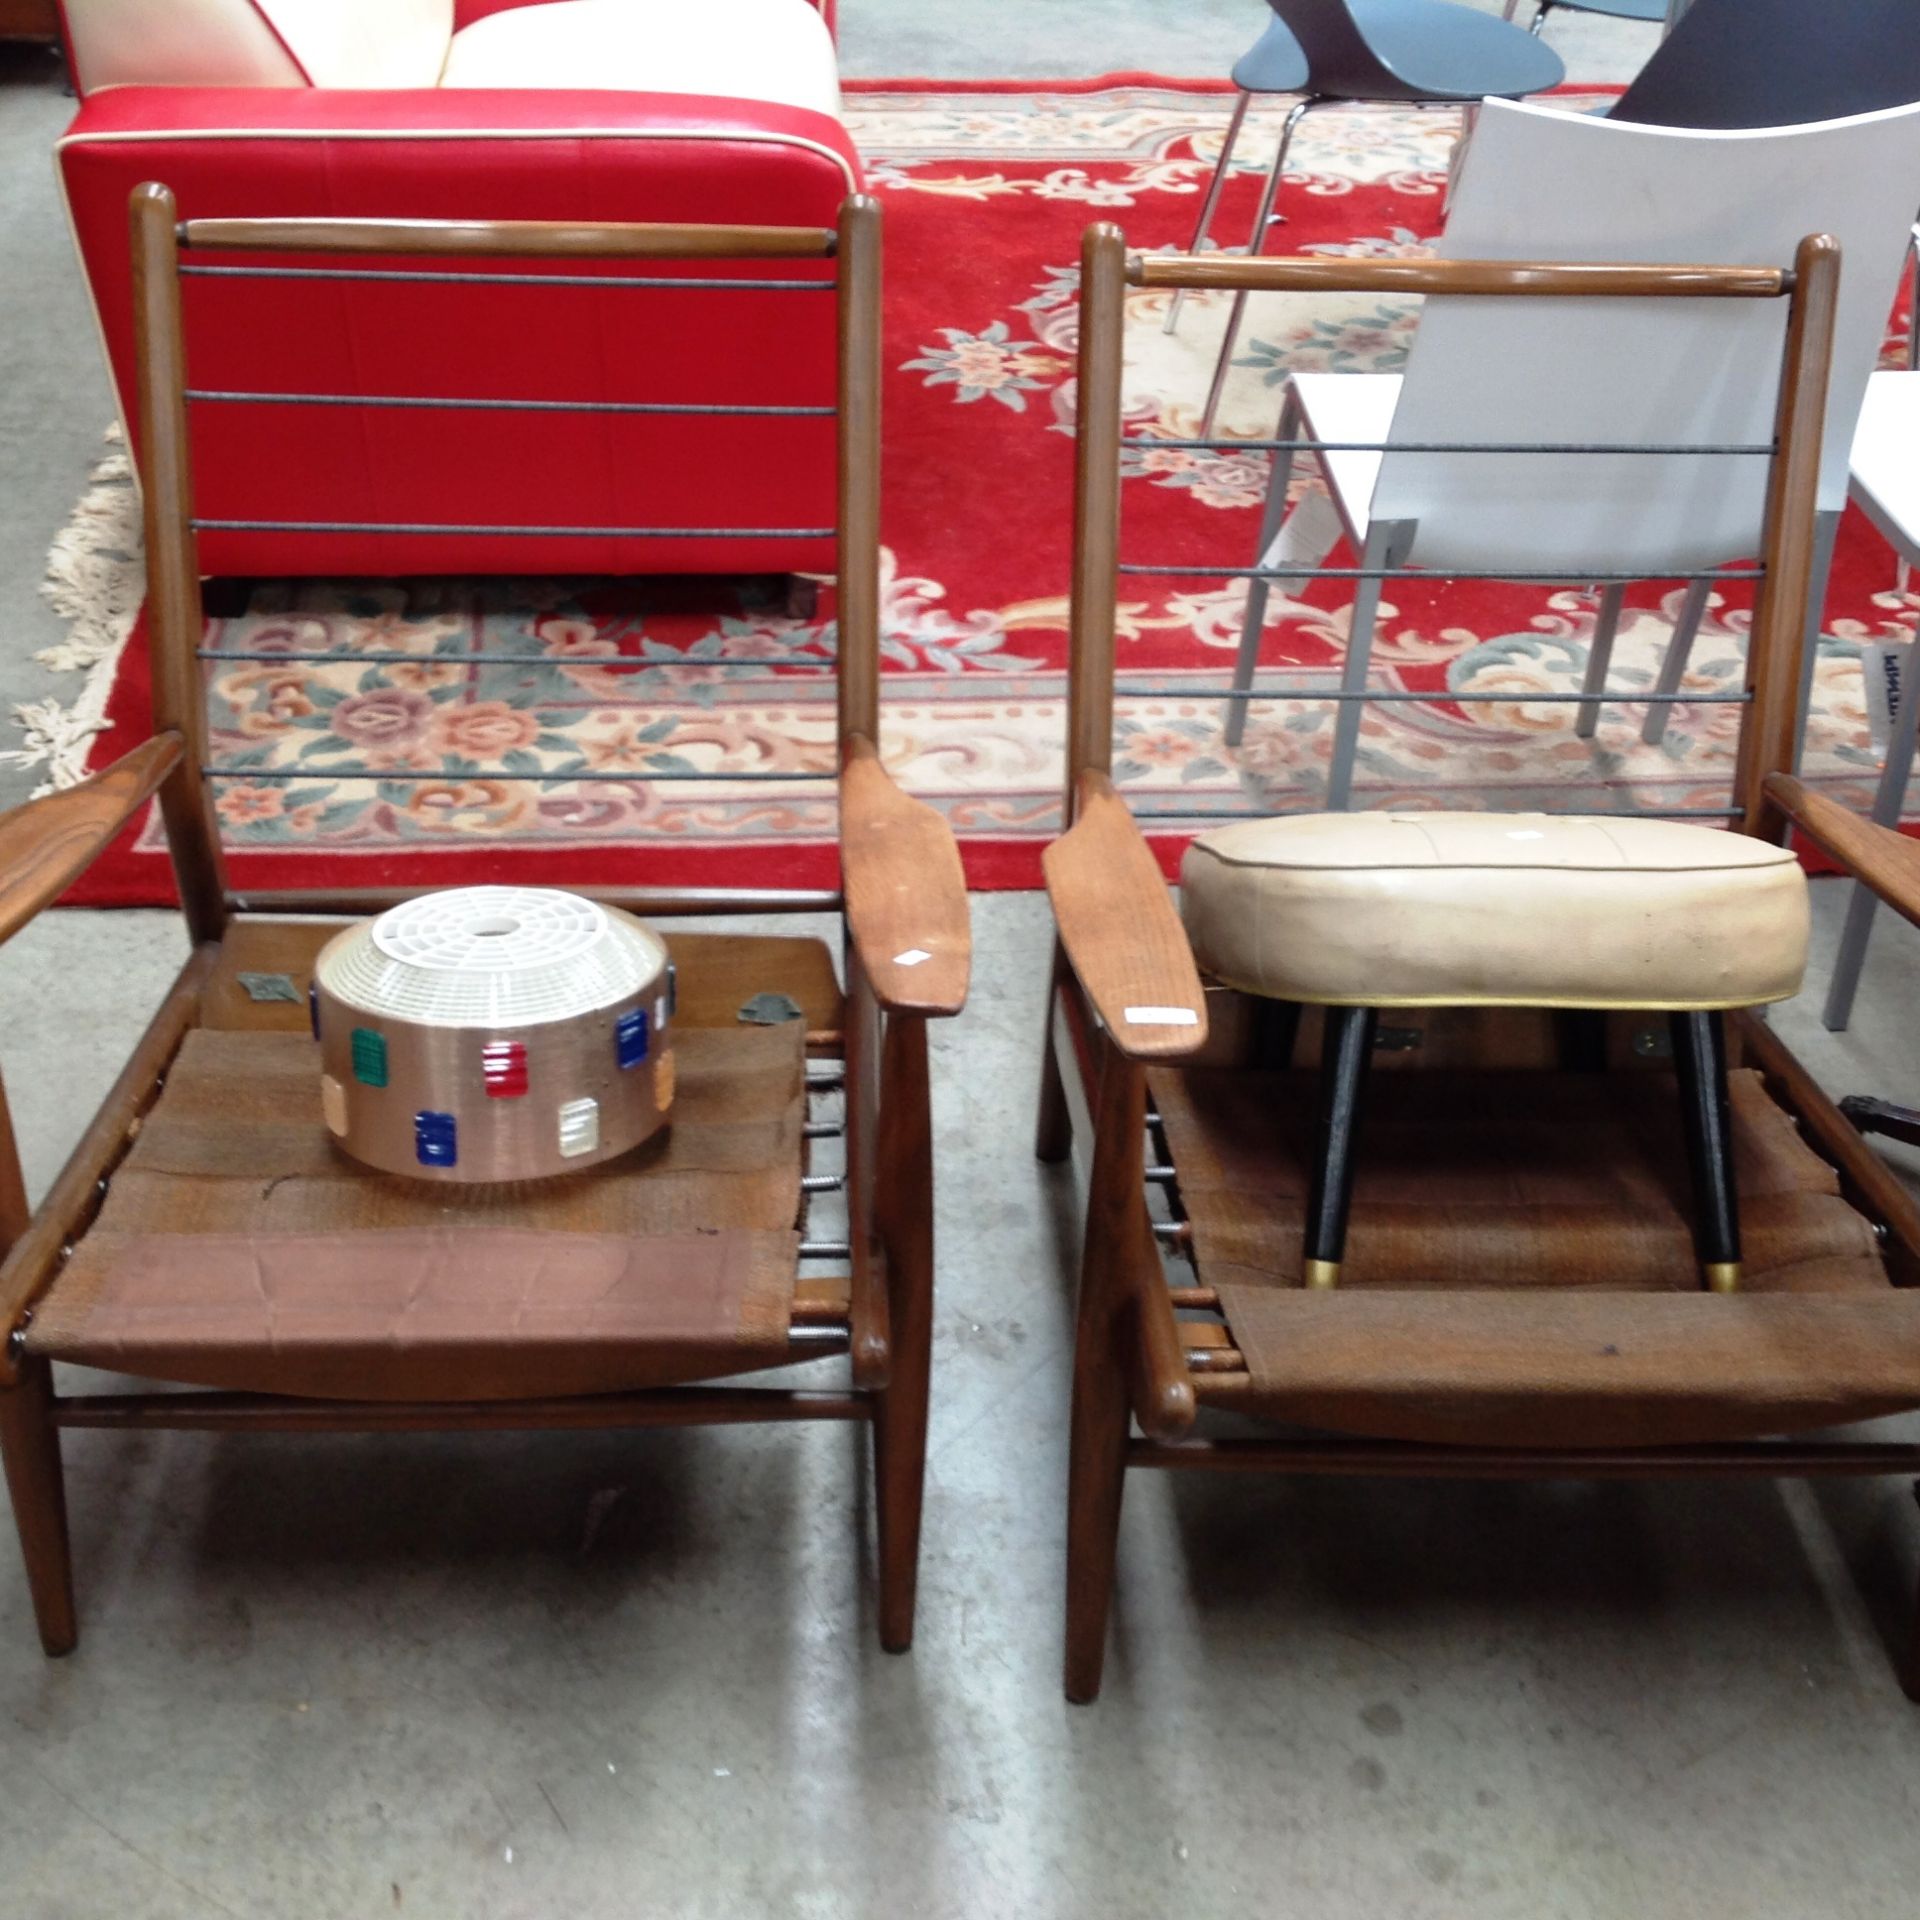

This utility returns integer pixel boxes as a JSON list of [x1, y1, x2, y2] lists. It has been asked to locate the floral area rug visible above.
[[27, 87, 1920, 901]]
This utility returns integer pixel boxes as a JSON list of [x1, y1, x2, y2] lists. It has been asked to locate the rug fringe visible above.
[[4, 427, 140, 796]]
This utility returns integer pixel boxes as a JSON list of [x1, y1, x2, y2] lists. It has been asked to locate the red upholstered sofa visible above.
[[55, 0, 858, 578]]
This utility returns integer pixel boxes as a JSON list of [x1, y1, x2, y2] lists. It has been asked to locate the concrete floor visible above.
[[10, 7, 1920, 1919]]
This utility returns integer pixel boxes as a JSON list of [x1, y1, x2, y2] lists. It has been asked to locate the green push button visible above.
[[350, 1027, 389, 1088]]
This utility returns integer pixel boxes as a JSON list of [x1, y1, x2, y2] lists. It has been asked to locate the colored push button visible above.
[[616, 1007, 650, 1069], [350, 1026, 388, 1088], [557, 1096, 600, 1158], [481, 1039, 529, 1099], [414, 1110, 458, 1168]]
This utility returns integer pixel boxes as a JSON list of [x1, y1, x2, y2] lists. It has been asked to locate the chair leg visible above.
[[1036, 940, 1074, 1163], [1638, 575, 1715, 747], [1225, 386, 1305, 750], [1165, 89, 1252, 337], [0, 1354, 77, 1657], [1574, 583, 1627, 740], [1669, 1010, 1740, 1293], [1325, 520, 1414, 810], [1199, 97, 1313, 439], [1823, 601, 1920, 1031], [1304, 1006, 1376, 1289], [1064, 1046, 1146, 1704], [873, 1016, 933, 1653]]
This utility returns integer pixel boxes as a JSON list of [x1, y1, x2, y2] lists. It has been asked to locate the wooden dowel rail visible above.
[[53, 1388, 873, 1433], [1130, 1437, 1920, 1478], [1128, 256, 1791, 299], [228, 886, 844, 919], [179, 217, 838, 260], [1167, 1286, 1220, 1310]]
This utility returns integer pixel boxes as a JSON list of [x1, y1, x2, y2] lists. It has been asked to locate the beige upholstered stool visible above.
[[1180, 813, 1811, 1292]]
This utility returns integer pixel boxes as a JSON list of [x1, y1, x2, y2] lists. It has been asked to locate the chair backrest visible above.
[[125, 188, 880, 943], [1263, 0, 1380, 87], [1369, 96, 1920, 574], [1070, 229, 1839, 842], [1611, 0, 1920, 131], [62, 0, 454, 94]]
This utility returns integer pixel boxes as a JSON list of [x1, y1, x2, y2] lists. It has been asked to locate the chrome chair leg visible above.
[[1574, 583, 1627, 740], [1165, 90, 1253, 336], [1225, 386, 1304, 748], [1200, 96, 1315, 439], [1325, 519, 1416, 809], [1638, 574, 1715, 747]]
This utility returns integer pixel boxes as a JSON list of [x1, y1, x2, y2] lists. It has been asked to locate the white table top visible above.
[[1850, 368, 1920, 560]]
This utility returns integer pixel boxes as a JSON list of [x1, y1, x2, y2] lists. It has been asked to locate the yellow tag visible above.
[[320, 1074, 348, 1137], [655, 1047, 675, 1110]]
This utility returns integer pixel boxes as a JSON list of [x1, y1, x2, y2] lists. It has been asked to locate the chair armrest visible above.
[[1764, 773, 1920, 932], [840, 738, 970, 1017], [0, 735, 183, 948], [1043, 772, 1209, 1061]]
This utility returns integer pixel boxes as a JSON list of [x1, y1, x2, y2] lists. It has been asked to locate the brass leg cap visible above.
[[1705, 1261, 1742, 1294], [1304, 1258, 1341, 1291]]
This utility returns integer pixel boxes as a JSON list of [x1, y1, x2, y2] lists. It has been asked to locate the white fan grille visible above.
[[317, 887, 665, 1027]]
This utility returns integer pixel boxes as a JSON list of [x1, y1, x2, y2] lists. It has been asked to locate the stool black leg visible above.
[[1670, 1009, 1741, 1292], [1554, 1009, 1610, 1073], [1305, 1006, 1376, 1289], [1252, 997, 1303, 1070]]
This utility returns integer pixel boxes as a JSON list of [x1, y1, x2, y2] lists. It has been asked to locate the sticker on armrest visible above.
[[1125, 1006, 1199, 1026]]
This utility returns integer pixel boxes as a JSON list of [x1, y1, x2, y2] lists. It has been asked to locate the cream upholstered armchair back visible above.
[[59, 0, 839, 93], [60, 0, 457, 91]]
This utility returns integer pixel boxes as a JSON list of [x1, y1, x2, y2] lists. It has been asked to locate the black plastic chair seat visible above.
[[1547, 0, 1668, 20]]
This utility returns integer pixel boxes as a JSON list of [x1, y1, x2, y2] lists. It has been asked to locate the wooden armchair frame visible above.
[[0, 188, 969, 1658], [1040, 225, 1920, 1704]]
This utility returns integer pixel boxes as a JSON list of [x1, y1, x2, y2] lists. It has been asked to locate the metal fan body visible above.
[[312, 887, 674, 1183]]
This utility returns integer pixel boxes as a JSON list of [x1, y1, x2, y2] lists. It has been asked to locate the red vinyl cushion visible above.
[[59, 86, 860, 577]]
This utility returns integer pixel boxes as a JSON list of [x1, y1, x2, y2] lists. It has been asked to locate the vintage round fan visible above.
[[311, 886, 675, 1182]]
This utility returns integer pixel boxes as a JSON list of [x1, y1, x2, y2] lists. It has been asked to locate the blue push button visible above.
[[414, 1110, 458, 1168], [616, 1007, 649, 1069]]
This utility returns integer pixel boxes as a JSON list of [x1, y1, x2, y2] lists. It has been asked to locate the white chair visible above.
[[1821, 367, 1920, 1029], [1223, 97, 1920, 810]]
